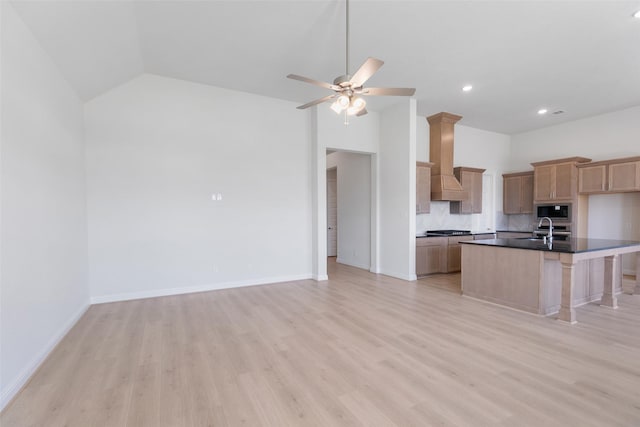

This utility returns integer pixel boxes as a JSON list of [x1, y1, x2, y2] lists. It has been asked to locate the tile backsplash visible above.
[[416, 202, 534, 235]]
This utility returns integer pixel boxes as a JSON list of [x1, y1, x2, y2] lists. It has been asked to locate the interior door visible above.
[[327, 169, 337, 257]]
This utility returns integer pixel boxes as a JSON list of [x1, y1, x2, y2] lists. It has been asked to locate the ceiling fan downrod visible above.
[[345, 0, 350, 77]]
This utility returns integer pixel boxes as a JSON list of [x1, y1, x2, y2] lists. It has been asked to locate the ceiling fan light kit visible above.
[[286, 0, 415, 123]]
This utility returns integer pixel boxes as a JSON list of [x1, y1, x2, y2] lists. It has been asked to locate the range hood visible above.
[[427, 112, 468, 201]]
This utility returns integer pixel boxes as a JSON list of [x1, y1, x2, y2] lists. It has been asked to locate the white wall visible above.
[[1, 3, 89, 409], [84, 74, 312, 302], [313, 106, 380, 279], [416, 117, 512, 233], [326, 151, 371, 270], [511, 106, 640, 273], [379, 100, 417, 280]]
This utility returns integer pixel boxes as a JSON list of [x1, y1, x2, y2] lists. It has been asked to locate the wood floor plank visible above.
[[2, 259, 639, 426]]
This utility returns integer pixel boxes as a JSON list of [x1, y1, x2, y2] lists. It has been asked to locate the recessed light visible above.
[[634, 10, 640, 18], [462, 85, 473, 92], [538, 109, 548, 115]]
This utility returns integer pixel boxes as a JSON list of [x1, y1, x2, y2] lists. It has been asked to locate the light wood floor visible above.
[[3, 260, 640, 426]]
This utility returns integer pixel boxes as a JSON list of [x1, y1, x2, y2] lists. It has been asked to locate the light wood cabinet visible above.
[[416, 162, 434, 214], [609, 160, 640, 191], [578, 157, 640, 194], [416, 237, 446, 276], [446, 235, 474, 273], [532, 157, 591, 203], [450, 167, 485, 214], [578, 164, 607, 193], [502, 171, 534, 214]]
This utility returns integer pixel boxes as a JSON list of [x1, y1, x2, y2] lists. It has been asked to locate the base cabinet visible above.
[[416, 235, 474, 276], [416, 237, 446, 276]]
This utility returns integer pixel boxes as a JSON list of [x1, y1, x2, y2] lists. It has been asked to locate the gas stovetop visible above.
[[425, 229, 471, 236]]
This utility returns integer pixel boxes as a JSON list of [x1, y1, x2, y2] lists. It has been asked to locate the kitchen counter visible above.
[[417, 231, 496, 238], [461, 238, 640, 324], [463, 237, 640, 254]]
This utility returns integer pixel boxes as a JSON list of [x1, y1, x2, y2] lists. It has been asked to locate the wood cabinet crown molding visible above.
[[426, 112, 463, 125], [575, 155, 640, 168], [453, 166, 486, 174], [503, 170, 534, 178], [530, 157, 591, 167]]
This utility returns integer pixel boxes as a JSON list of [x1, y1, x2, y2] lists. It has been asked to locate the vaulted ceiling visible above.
[[10, 0, 640, 134]]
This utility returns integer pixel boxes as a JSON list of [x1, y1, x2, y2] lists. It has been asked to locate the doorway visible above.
[[327, 168, 337, 257], [325, 150, 373, 274]]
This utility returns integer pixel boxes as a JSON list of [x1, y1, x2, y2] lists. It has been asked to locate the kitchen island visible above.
[[461, 237, 640, 324]]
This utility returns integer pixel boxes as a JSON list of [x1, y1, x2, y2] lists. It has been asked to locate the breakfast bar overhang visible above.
[[461, 238, 640, 324]]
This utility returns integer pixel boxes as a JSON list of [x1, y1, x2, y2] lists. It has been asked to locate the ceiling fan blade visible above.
[[363, 87, 416, 96], [355, 108, 368, 117], [287, 74, 341, 91], [349, 57, 384, 87], [296, 94, 337, 110]]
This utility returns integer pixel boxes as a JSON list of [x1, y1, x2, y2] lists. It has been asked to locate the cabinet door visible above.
[[503, 176, 521, 214], [609, 161, 640, 192], [416, 164, 431, 213], [554, 163, 575, 200], [458, 171, 474, 213], [447, 236, 473, 272], [534, 165, 554, 202], [578, 165, 606, 194], [471, 172, 483, 213], [520, 173, 534, 213], [447, 244, 462, 272], [416, 245, 442, 276]]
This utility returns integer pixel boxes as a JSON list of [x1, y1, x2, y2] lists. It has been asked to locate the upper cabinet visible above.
[[531, 157, 591, 203], [502, 171, 534, 214], [450, 167, 485, 214], [578, 156, 640, 194], [416, 162, 434, 214]]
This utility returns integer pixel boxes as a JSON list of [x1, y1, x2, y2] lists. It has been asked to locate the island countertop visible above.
[[462, 237, 640, 324], [462, 237, 640, 254]]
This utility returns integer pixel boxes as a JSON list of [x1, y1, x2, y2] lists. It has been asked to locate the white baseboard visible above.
[[313, 274, 329, 281], [336, 258, 371, 271], [378, 269, 414, 281], [623, 268, 636, 276], [90, 273, 313, 304], [0, 302, 90, 411]]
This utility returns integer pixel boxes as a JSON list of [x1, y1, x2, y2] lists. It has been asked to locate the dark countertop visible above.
[[416, 231, 497, 238], [462, 237, 640, 254]]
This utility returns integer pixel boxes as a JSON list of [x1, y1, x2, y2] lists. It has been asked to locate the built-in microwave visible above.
[[536, 204, 570, 220]]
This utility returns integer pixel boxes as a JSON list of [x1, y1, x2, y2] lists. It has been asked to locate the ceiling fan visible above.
[[287, 0, 415, 120]]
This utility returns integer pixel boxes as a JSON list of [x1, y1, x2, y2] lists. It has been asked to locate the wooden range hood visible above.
[[427, 112, 468, 201]]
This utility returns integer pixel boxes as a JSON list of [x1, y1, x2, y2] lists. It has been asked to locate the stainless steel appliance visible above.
[[536, 204, 570, 220], [534, 222, 571, 241]]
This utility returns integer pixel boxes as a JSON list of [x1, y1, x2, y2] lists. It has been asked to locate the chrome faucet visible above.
[[538, 216, 553, 244]]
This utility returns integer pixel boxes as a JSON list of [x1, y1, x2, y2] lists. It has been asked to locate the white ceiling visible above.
[[10, 0, 640, 134]]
